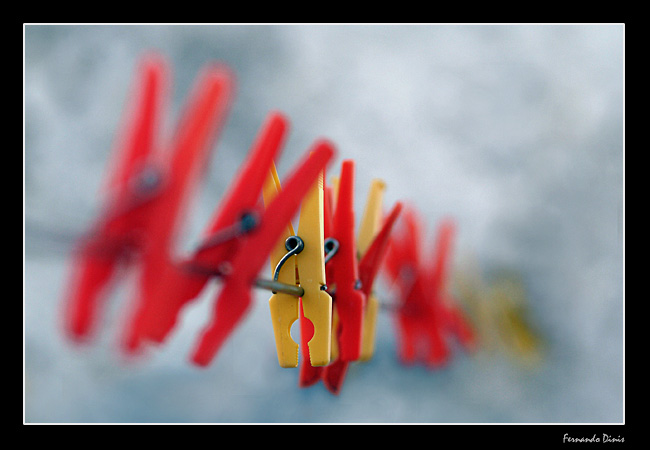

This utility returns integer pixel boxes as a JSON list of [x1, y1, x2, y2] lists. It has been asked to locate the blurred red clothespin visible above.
[[63, 54, 234, 353], [190, 140, 336, 367], [140, 111, 289, 345], [425, 219, 477, 353], [321, 201, 403, 395], [384, 208, 476, 368]]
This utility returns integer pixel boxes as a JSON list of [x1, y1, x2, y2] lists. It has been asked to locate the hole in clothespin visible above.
[[290, 317, 303, 345]]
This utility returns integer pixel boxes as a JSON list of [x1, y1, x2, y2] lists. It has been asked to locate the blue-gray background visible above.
[[24, 24, 624, 423]]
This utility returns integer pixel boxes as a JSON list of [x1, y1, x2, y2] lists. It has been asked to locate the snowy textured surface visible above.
[[24, 25, 624, 423]]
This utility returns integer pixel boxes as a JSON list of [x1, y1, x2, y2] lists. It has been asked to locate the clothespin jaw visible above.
[[298, 299, 323, 387], [122, 63, 236, 353], [329, 160, 365, 362], [190, 140, 335, 367], [141, 111, 289, 345], [64, 54, 169, 342]]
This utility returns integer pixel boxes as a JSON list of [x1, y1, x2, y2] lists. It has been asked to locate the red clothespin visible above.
[[190, 140, 336, 367], [63, 55, 235, 353], [64, 54, 167, 341], [140, 111, 289, 345], [425, 219, 477, 353], [328, 160, 366, 362], [384, 208, 476, 368], [311, 160, 366, 395], [384, 207, 449, 367], [122, 62, 235, 353], [320, 201, 403, 394]]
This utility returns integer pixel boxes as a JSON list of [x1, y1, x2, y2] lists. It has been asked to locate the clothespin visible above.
[[426, 219, 476, 354], [383, 207, 450, 367], [140, 111, 289, 345], [320, 200, 403, 394], [262, 157, 332, 368], [190, 141, 335, 367], [122, 62, 235, 353], [453, 259, 501, 355], [307, 160, 365, 395], [297, 169, 335, 386], [63, 55, 235, 354], [357, 200, 403, 360], [64, 54, 167, 341], [488, 273, 543, 367], [356, 179, 386, 361], [327, 160, 366, 362], [384, 209, 476, 368]]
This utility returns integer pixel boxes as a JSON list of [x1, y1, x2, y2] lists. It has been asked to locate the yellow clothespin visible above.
[[489, 273, 544, 368], [263, 162, 332, 368], [357, 179, 386, 361], [453, 258, 500, 355]]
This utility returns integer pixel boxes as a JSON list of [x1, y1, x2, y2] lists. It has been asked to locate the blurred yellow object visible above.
[[454, 261, 544, 369], [489, 273, 544, 368]]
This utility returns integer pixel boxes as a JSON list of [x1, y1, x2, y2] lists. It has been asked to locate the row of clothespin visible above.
[[62, 54, 541, 395]]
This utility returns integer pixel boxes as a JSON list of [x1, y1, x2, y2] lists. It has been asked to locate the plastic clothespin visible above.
[[384, 208, 477, 368], [297, 170, 335, 386], [327, 160, 366, 363], [63, 55, 235, 355], [356, 179, 386, 361], [318, 161, 372, 394], [297, 161, 365, 394], [64, 54, 167, 341], [140, 111, 289, 345], [122, 62, 235, 353], [262, 158, 332, 368], [426, 219, 477, 354], [190, 141, 335, 367], [357, 200, 403, 360], [383, 207, 449, 367], [320, 201, 404, 395]]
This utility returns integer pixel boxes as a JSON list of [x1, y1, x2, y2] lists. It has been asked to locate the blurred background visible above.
[[24, 24, 624, 423]]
